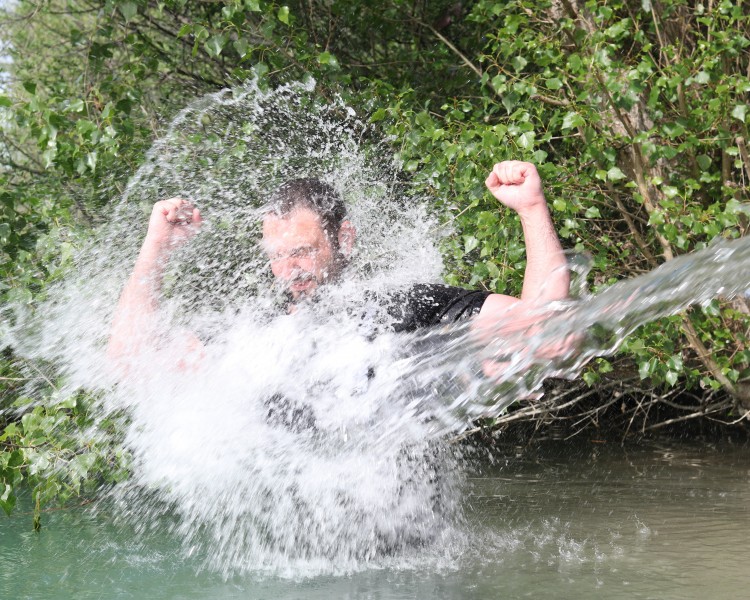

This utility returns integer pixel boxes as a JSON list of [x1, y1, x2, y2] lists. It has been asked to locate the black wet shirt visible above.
[[264, 283, 491, 432], [384, 283, 492, 333]]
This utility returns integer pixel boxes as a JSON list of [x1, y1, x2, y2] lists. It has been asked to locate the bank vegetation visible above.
[[2, 0, 750, 520]]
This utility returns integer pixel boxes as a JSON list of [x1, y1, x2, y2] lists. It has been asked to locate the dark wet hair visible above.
[[267, 178, 347, 238]]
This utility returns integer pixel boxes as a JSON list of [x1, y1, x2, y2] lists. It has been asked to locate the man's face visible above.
[[261, 207, 339, 300]]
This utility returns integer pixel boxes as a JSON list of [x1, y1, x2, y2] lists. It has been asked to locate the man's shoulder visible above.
[[379, 283, 492, 333]]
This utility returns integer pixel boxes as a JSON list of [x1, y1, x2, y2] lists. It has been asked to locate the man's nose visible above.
[[274, 256, 300, 279]]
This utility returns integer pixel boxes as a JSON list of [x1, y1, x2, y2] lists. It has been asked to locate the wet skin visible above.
[[261, 206, 354, 301]]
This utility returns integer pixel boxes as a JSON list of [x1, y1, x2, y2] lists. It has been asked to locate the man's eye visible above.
[[269, 248, 317, 261], [291, 248, 316, 258]]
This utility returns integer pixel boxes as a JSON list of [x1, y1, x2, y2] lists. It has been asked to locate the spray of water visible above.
[[400, 234, 750, 436], [2, 79, 463, 576], [3, 78, 750, 577]]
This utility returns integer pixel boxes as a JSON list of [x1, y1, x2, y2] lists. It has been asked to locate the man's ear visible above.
[[337, 220, 356, 256]]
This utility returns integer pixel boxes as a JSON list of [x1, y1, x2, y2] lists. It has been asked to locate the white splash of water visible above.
[[5, 78, 750, 578], [2, 80, 466, 575]]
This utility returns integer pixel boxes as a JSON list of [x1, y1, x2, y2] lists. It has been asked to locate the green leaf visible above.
[[277, 5, 289, 24], [582, 370, 599, 386], [23, 81, 36, 95], [67, 99, 85, 113], [317, 51, 338, 68], [205, 35, 227, 58], [696, 154, 712, 171], [0, 96, 11, 108], [607, 166, 627, 181], [370, 108, 386, 122], [464, 236, 479, 253], [638, 360, 652, 380], [491, 74, 505, 93], [0, 489, 16, 517], [667, 354, 684, 372], [693, 71, 710, 84], [119, 1, 138, 21], [561, 111, 584, 130], [233, 38, 249, 59], [585, 206, 601, 218], [86, 151, 97, 172], [517, 130, 535, 150], [732, 104, 747, 123], [511, 56, 528, 72]]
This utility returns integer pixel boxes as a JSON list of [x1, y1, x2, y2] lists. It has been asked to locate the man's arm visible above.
[[478, 161, 569, 319], [470, 161, 576, 377], [107, 198, 201, 366]]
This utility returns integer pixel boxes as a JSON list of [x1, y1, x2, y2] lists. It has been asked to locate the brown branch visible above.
[[0, 158, 45, 175], [0, 132, 47, 171], [644, 399, 734, 431], [736, 136, 750, 183], [530, 93, 570, 107], [680, 315, 747, 403], [608, 183, 658, 267], [628, 145, 675, 261], [422, 21, 482, 79]]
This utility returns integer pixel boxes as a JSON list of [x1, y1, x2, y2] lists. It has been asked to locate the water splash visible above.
[[408, 233, 750, 435], [3, 78, 750, 577], [2, 79, 460, 576]]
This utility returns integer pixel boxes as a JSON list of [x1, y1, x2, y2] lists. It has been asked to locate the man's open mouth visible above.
[[289, 274, 315, 292]]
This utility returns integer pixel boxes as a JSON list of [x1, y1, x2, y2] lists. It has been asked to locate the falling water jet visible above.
[[395, 234, 750, 437]]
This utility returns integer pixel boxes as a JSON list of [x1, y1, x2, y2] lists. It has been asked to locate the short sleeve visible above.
[[386, 284, 491, 333]]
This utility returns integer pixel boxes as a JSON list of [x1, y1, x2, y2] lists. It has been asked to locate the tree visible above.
[[2, 0, 750, 522]]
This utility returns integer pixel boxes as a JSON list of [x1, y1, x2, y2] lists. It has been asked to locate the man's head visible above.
[[261, 178, 355, 300]]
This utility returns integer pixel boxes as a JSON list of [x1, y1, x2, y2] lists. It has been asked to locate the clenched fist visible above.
[[144, 197, 202, 251], [485, 161, 547, 215]]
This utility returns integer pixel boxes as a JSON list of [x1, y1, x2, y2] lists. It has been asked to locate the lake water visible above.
[[2, 437, 748, 599]]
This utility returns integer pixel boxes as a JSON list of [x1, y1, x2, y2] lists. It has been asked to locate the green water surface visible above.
[[2, 439, 749, 599]]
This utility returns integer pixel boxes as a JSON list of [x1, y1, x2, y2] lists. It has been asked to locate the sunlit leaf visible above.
[[205, 35, 228, 58], [607, 166, 627, 181], [119, 1, 138, 21]]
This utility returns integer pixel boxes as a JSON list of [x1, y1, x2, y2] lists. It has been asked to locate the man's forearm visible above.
[[107, 238, 168, 361], [517, 203, 569, 304]]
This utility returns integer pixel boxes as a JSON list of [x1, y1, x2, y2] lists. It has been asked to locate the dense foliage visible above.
[[2, 0, 750, 521]]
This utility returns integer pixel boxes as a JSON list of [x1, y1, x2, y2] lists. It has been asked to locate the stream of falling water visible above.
[[2, 79, 750, 577]]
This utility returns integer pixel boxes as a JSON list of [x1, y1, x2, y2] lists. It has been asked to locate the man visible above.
[[106, 160, 571, 557], [108, 160, 569, 363]]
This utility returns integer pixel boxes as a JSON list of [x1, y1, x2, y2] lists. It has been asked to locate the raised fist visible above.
[[144, 197, 202, 251], [485, 161, 547, 214]]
